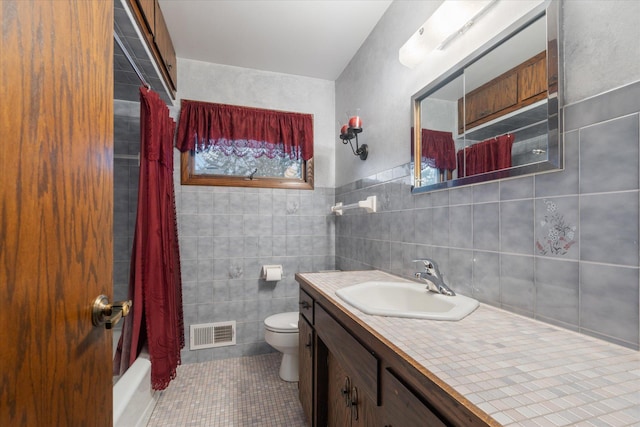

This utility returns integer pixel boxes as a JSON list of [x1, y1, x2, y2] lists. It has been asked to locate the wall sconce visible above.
[[399, 0, 499, 68], [340, 112, 368, 160]]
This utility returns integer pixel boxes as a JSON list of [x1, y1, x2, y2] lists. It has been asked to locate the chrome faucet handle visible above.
[[412, 258, 438, 271]]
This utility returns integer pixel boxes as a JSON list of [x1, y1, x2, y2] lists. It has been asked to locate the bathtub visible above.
[[113, 329, 158, 427]]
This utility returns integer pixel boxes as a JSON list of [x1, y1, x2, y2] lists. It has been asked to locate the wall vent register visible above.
[[190, 321, 236, 350]]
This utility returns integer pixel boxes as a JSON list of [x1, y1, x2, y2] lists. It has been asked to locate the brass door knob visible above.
[[92, 295, 132, 329]]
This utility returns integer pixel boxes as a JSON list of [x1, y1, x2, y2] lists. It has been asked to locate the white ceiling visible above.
[[157, 0, 393, 81]]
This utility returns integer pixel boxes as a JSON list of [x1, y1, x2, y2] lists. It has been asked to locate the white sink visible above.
[[335, 281, 479, 321]]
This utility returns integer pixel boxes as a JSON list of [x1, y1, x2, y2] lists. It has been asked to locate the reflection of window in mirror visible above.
[[420, 74, 464, 185], [176, 100, 314, 190]]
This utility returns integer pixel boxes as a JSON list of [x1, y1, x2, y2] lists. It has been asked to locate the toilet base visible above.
[[278, 352, 299, 382]]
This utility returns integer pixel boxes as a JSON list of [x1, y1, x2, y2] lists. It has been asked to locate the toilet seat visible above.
[[264, 312, 299, 333]]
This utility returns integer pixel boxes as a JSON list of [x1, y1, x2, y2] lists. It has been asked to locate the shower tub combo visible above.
[[112, 329, 158, 427]]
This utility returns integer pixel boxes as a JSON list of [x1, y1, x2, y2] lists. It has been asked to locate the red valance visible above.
[[411, 128, 457, 171], [176, 99, 314, 161], [457, 134, 515, 177]]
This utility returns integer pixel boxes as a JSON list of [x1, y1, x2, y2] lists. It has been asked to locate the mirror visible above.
[[412, 0, 560, 193]]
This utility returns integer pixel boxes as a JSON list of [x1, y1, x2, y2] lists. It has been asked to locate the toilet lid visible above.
[[264, 312, 299, 333]]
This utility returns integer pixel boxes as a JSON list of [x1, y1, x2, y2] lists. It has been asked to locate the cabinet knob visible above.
[[341, 376, 351, 407], [350, 386, 359, 421], [305, 333, 312, 349], [299, 300, 311, 309]]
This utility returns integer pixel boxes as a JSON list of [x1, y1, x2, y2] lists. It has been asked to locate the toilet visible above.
[[264, 311, 299, 382]]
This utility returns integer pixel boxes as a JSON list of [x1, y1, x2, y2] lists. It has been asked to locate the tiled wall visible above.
[[175, 182, 336, 363], [335, 81, 640, 350], [113, 100, 140, 303], [173, 56, 336, 363]]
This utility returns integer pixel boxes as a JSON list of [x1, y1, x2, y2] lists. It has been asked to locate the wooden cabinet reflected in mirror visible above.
[[412, 0, 561, 193]]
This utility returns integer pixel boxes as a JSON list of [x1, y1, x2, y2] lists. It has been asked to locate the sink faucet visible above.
[[413, 259, 456, 296]]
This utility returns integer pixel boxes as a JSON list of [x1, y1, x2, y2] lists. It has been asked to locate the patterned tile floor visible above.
[[147, 353, 308, 426]]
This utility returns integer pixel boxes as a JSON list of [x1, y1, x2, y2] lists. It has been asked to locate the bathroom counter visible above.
[[296, 270, 640, 426]]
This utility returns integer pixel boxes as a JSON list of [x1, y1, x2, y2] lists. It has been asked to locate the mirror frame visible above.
[[411, 0, 562, 194]]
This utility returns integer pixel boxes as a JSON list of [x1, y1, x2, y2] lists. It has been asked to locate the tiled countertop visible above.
[[298, 270, 640, 427]]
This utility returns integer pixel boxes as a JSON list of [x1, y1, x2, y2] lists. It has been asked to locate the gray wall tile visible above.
[[473, 182, 499, 203], [564, 81, 640, 132], [580, 192, 639, 266], [580, 263, 639, 348], [535, 258, 579, 327], [500, 176, 533, 200], [535, 129, 579, 197], [472, 251, 500, 304], [500, 200, 534, 255], [501, 254, 534, 315], [473, 203, 499, 251], [449, 205, 472, 249], [579, 114, 639, 194], [432, 207, 450, 246]]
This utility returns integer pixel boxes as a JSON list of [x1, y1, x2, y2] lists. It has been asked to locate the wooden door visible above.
[[0, 1, 114, 426]]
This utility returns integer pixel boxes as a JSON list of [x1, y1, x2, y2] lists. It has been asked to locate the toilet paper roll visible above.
[[262, 265, 283, 281]]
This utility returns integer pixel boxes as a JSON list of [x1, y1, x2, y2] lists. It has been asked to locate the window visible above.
[[176, 100, 314, 189]]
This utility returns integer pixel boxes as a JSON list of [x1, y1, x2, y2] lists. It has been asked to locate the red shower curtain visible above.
[[114, 87, 184, 391]]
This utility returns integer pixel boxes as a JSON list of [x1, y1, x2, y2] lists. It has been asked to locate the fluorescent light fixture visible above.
[[399, 0, 499, 68]]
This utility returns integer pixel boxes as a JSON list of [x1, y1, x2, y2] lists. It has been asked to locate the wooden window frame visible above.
[[180, 152, 314, 190]]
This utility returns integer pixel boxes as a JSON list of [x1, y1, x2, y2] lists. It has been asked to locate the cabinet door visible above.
[[351, 385, 379, 427], [299, 288, 314, 324], [381, 369, 447, 427], [299, 315, 314, 426], [465, 73, 518, 126], [327, 352, 353, 427], [518, 53, 547, 102], [135, 0, 155, 33], [153, 0, 177, 89]]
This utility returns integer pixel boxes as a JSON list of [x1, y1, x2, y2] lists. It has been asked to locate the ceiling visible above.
[[115, 0, 392, 103], [157, 0, 393, 81]]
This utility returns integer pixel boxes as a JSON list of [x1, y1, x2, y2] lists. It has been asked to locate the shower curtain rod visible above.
[[114, 30, 151, 90]]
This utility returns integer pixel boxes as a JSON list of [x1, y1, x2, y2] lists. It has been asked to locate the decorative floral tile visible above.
[[536, 198, 577, 257]]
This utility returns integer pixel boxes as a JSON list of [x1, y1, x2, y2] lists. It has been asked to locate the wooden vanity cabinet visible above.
[[296, 275, 496, 427], [316, 305, 379, 426]]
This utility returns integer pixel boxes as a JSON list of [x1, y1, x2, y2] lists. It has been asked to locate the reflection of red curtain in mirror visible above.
[[457, 134, 515, 177], [411, 128, 456, 171]]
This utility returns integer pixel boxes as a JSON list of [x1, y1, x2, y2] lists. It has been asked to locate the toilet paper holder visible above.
[[261, 265, 283, 281]]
